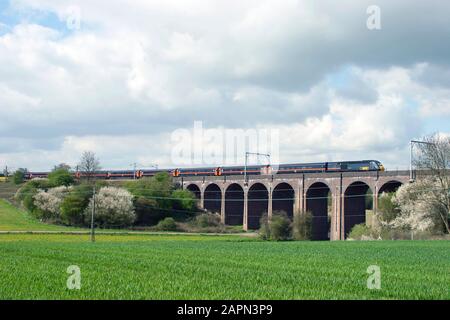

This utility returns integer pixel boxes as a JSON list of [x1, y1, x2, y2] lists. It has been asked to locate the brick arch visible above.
[[306, 182, 332, 240], [186, 184, 201, 200], [304, 179, 333, 193], [378, 180, 403, 196], [247, 182, 269, 230], [203, 183, 222, 214], [343, 181, 373, 238], [272, 182, 295, 219], [225, 183, 244, 226], [247, 181, 270, 191]]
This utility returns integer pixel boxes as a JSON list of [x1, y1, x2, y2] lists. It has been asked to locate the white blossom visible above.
[[389, 179, 441, 232], [86, 187, 135, 227], [33, 186, 72, 218]]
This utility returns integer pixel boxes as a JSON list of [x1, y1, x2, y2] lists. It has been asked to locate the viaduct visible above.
[[177, 170, 411, 240]]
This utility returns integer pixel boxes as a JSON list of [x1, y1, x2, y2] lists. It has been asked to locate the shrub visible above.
[[33, 186, 71, 222], [292, 211, 313, 240], [156, 217, 178, 231], [12, 168, 27, 185], [60, 184, 93, 226], [85, 187, 135, 228], [48, 168, 74, 187], [258, 214, 270, 240], [348, 223, 373, 240], [377, 192, 400, 223], [133, 197, 162, 226], [269, 211, 292, 241], [172, 189, 197, 217], [125, 173, 173, 210], [15, 179, 51, 212], [192, 213, 221, 228]]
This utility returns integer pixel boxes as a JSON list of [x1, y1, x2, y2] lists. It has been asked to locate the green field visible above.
[[0, 198, 449, 300], [0, 199, 79, 232], [0, 234, 449, 300]]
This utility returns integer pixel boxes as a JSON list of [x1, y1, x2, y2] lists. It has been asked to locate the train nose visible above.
[[379, 165, 385, 171]]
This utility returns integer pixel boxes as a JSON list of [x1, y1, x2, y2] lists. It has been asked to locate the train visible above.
[[24, 160, 385, 180]]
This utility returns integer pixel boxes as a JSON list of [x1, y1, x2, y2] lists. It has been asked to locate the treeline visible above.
[[14, 168, 199, 229]]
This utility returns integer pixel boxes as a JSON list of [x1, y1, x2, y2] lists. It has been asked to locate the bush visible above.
[[378, 192, 400, 223], [133, 197, 162, 226], [15, 179, 51, 211], [172, 189, 197, 217], [33, 186, 71, 222], [85, 187, 135, 228], [125, 173, 173, 210], [269, 211, 292, 241], [12, 168, 27, 185], [258, 214, 270, 240], [348, 223, 373, 240], [48, 168, 74, 187], [60, 184, 93, 226], [192, 213, 221, 228], [292, 211, 313, 240], [156, 217, 178, 231], [259, 211, 293, 241]]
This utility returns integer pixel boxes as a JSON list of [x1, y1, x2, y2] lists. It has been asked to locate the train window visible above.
[[369, 161, 379, 170]]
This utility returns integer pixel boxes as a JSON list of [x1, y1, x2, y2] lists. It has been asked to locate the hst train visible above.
[[24, 160, 385, 180]]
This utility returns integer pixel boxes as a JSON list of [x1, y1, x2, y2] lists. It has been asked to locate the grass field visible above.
[[0, 198, 449, 300], [0, 199, 80, 232], [0, 234, 449, 300]]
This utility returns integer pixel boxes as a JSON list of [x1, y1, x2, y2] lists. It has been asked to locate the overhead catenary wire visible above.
[[4, 186, 449, 201]]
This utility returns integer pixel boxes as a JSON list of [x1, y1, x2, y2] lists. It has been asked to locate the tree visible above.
[[126, 172, 173, 210], [413, 133, 450, 233], [78, 151, 101, 181], [33, 186, 71, 221], [60, 184, 93, 226], [85, 187, 135, 228], [172, 189, 197, 217], [13, 168, 27, 185], [390, 179, 442, 233], [48, 168, 74, 187]]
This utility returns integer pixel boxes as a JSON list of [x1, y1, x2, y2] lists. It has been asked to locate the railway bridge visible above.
[[177, 170, 410, 240]]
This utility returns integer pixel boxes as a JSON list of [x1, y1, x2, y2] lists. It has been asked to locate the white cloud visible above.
[[0, 0, 449, 170]]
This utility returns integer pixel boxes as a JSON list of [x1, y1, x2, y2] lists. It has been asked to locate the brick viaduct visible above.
[[177, 170, 410, 240]]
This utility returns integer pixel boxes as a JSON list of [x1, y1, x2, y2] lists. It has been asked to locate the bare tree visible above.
[[414, 133, 450, 233], [78, 151, 101, 181]]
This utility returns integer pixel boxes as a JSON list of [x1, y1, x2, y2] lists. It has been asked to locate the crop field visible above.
[[0, 233, 449, 300]]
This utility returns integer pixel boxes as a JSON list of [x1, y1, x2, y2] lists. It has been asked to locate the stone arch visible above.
[[306, 182, 331, 240], [378, 180, 403, 196], [247, 183, 269, 230], [204, 183, 221, 214], [344, 181, 372, 238], [225, 183, 244, 226], [272, 182, 295, 219], [186, 184, 201, 200]]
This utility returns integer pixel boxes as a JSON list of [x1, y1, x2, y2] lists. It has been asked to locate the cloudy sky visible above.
[[0, 0, 449, 171]]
